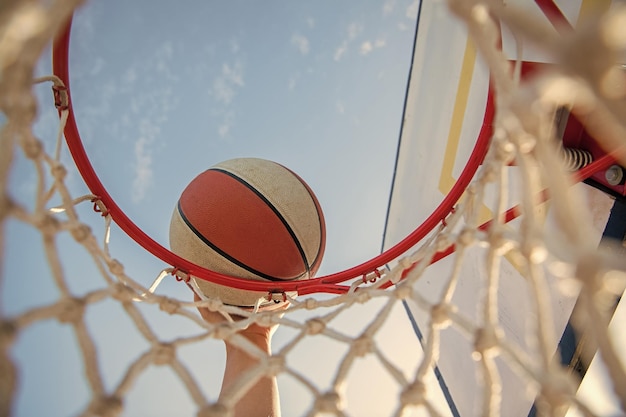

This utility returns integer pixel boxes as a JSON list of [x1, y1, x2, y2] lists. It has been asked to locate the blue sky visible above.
[[3, 1, 430, 416], [63, 0, 421, 275]]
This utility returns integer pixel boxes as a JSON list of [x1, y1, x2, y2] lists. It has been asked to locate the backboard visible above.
[[382, 0, 623, 416]]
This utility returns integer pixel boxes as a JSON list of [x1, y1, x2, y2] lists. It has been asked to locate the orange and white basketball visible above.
[[169, 157, 326, 307]]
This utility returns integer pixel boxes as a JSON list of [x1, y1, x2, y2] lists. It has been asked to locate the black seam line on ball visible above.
[[177, 201, 305, 282], [177, 201, 299, 282], [212, 167, 311, 276], [279, 164, 324, 274]]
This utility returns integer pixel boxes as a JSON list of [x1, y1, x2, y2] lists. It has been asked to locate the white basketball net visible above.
[[2, 1, 626, 417]]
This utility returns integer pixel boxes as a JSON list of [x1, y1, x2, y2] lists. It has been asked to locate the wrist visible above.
[[225, 331, 272, 356]]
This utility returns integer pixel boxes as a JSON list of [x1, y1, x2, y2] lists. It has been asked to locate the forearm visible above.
[[221, 339, 280, 417]]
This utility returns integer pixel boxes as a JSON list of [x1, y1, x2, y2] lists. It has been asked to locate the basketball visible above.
[[169, 157, 326, 307]]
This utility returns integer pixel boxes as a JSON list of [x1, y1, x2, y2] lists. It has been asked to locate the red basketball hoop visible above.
[[51, 14, 494, 296]]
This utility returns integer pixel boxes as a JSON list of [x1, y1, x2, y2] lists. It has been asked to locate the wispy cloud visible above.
[[217, 111, 235, 138], [360, 39, 386, 55], [209, 58, 245, 138], [132, 133, 153, 203], [90, 57, 105, 76], [347, 22, 363, 39], [230, 38, 240, 54], [406, 0, 420, 19], [288, 74, 298, 91], [72, 30, 180, 205], [398, 0, 420, 31], [336, 100, 345, 114], [212, 62, 244, 105], [360, 42, 373, 55], [132, 118, 163, 203], [129, 83, 178, 203], [334, 22, 364, 61], [383, 0, 396, 15], [126, 42, 179, 203], [123, 67, 137, 84], [334, 44, 348, 62], [154, 41, 178, 82], [291, 34, 310, 55]]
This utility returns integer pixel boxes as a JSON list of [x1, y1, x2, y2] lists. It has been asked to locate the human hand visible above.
[[193, 293, 285, 417], [193, 293, 287, 347]]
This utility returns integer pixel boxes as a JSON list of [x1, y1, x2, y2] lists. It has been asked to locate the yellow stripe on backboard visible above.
[[436, 0, 612, 255], [437, 36, 493, 224], [438, 36, 476, 195], [577, 0, 611, 25], [438, 0, 612, 195]]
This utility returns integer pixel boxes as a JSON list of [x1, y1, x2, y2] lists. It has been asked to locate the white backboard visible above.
[[381, 0, 619, 416]]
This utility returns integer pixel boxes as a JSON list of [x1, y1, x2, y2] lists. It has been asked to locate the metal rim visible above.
[[51, 14, 492, 296]]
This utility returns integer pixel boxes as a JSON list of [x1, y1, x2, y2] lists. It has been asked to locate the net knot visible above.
[[305, 318, 326, 335], [394, 284, 412, 300], [57, 297, 85, 324], [203, 298, 223, 312], [515, 133, 537, 155], [488, 225, 514, 254], [400, 381, 426, 407], [152, 343, 176, 366], [0, 194, 13, 221], [575, 251, 605, 293], [356, 291, 371, 304], [108, 259, 125, 276], [50, 163, 67, 181], [196, 403, 231, 417], [254, 313, 276, 328], [314, 391, 343, 414], [435, 233, 452, 252], [304, 298, 319, 309], [494, 136, 516, 164], [458, 227, 476, 246], [536, 369, 577, 415], [266, 355, 285, 376], [352, 335, 374, 357], [111, 283, 137, 303], [399, 256, 413, 270], [431, 303, 452, 329], [88, 396, 123, 417], [0, 320, 17, 348], [158, 297, 180, 315], [211, 323, 235, 341], [472, 326, 502, 360], [34, 212, 60, 236], [521, 237, 547, 264], [70, 222, 91, 242], [22, 136, 43, 160], [480, 161, 499, 184]]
